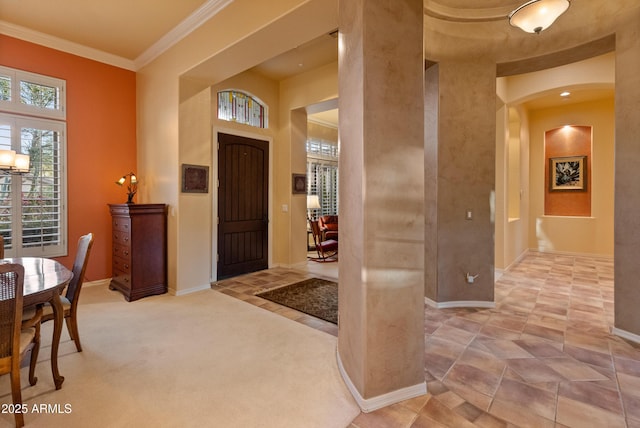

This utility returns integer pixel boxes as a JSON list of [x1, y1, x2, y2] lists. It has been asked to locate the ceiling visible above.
[[0, 0, 614, 125], [0, 0, 212, 61]]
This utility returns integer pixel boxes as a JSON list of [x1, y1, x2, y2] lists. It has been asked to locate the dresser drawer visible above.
[[112, 217, 131, 233], [111, 269, 131, 291], [109, 203, 167, 302], [113, 256, 131, 273], [113, 230, 131, 245], [113, 243, 131, 261]]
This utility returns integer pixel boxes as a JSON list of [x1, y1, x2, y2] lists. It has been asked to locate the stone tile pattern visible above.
[[213, 252, 640, 427], [213, 268, 339, 337]]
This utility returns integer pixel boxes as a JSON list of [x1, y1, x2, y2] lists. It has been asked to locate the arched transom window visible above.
[[217, 90, 268, 129]]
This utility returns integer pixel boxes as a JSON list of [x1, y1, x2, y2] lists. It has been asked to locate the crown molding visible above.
[[0, 0, 233, 71], [0, 20, 136, 71], [134, 0, 234, 69], [307, 117, 338, 129]]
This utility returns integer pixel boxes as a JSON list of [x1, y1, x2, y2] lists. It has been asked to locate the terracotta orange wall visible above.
[[0, 35, 137, 282], [544, 126, 592, 216]]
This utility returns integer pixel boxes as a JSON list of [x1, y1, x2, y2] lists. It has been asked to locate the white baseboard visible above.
[[91, 278, 210, 297], [336, 347, 427, 413], [529, 248, 613, 260], [172, 284, 212, 296], [290, 261, 309, 270], [500, 248, 530, 272], [425, 297, 495, 309], [84, 278, 111, 288], [612, 327, 640, 344]]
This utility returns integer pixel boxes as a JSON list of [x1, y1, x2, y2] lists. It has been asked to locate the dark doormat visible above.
[[256, 278, 338, 324]]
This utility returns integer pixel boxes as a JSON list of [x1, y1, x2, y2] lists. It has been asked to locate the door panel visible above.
[[217, 133, 269, 279]]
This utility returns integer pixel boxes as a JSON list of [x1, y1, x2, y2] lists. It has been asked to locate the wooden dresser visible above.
[[109, 203, 168, 301]]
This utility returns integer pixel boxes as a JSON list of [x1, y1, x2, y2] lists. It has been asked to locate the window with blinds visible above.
[[0, 66, 65, 119], [217, 90, 268, 129], [306, 139, 338, 217], [0, 66, 66, 257]]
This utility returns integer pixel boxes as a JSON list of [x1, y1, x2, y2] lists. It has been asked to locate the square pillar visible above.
[[337, 0, 426, 411]]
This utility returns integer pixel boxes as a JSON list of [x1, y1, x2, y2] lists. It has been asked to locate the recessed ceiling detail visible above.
[[424, 0, 523, 22]]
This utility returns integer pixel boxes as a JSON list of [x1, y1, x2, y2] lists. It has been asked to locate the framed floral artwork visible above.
[[550, 156, 586, 191]]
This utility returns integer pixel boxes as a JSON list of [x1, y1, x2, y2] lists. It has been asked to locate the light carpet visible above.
[[0, 285, 359, 427]]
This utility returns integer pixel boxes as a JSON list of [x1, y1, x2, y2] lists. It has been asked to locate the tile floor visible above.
[[212, 252, 640, 427]]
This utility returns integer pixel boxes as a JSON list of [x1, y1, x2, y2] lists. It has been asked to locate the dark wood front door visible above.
[[217, 133, 269, 279]]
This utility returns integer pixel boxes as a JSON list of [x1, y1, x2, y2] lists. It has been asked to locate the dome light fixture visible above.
[[509, 0, 570, 34]]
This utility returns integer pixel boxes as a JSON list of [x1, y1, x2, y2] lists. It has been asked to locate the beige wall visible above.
[[177, 87, 214, 294], [278, 61, 338, 267], [495, 53, 615, 269], [308, 121, 338, 143], [137, 0, 338, 293], [128, 0, 640, 409], [208, 70, 279, 281], [495, 103, 530, 271], [425, 59, 496, 304], [613, 7, 640, 334], [528, 98, 615, 256]]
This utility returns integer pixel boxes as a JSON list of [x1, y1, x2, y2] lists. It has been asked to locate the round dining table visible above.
[[4, 257, 73, 390]]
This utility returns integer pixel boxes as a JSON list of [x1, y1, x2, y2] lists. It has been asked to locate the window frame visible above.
[[217, 89, 268, 129], [0, 65, 67, 258], [306, 138, 339, 218], [0, 66, 66, 120]]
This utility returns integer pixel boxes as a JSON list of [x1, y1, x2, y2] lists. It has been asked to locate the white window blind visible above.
[[0, 65, 67, 257], [306, 139, 338, 217]]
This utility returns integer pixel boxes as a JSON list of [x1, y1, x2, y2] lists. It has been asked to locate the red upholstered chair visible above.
[[318, 215, 338, 241], [309, 220, 338, 262]]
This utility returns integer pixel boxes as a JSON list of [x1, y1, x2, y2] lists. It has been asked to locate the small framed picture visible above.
[[182, 164, 209, 193], [549, 156, 586, 191], [292, 173, 307, 194]]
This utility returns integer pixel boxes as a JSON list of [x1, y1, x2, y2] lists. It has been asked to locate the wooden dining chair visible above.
[[23, 233, 94, 352], [0, 263, 43, 428]]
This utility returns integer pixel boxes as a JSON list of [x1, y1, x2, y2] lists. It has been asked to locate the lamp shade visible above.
[[509, 0, 570, 34], [115, 172, 138, 203], [0, 149, 16, 169], [307, 195, 321, 209], [13, 153, 31, 173]]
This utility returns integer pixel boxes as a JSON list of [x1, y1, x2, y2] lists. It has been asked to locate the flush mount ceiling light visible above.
[[509, 0, 571, 34]]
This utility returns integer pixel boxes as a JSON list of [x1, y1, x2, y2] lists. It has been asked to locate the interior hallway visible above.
[[214, 252, 640, 427]]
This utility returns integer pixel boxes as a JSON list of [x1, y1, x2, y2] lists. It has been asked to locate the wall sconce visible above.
[[116, 172, 138, 204], [0, 149, 30, 174], [509, 0, 570, 34], [307, 194, 321, 221]]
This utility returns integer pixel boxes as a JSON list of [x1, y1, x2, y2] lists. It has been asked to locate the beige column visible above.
[[424, 60, 496, 305], [614, 6, 640, 337], [337, 0, 426, 411]]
